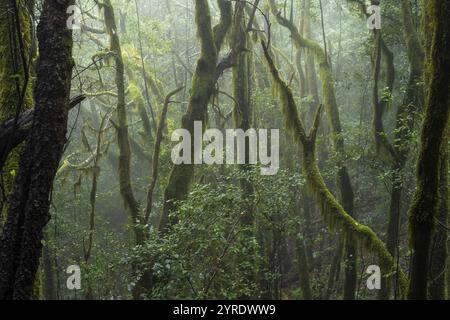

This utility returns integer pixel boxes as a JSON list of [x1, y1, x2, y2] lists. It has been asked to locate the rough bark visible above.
[[0, 0, 34, 217], [408, 0, 450, 300], [429, 130, 448, 300], [0, 0, 74, 299]]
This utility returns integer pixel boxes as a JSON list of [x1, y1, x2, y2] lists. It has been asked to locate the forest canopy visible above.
[[0, 0, 448, 301]]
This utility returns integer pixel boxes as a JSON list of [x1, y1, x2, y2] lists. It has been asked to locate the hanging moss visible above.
[[261, 41, 409, 299], [267, 0, 360, 298]]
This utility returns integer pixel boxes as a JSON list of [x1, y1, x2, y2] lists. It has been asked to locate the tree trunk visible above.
[[0, 0, 34, 219], [232, 1, 254, 226], [101, 0, 144, 245], [159, 0, 231, 232], [428, 132, 448, 299], [0, 0, 74, 300], [408, 0, 450, 300]]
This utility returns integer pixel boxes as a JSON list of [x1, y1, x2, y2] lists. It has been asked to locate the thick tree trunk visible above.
[[429, 134, 448, 300], [408, 0, 450, 300], [0, 0, 34, 218], [0, 0, 74, 300], [159, 0, 231, 232]]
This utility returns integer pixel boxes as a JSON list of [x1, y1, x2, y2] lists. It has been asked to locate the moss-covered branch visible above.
[[261, 40, 408, 299], [268, 0, 358, 299]]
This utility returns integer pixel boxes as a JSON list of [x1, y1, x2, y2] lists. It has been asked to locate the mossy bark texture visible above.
[[159, 0, 231, 232], [101, 0, 144, 244], [0, 0, 74, 300], [232, 1, 254, 226], [408, 0, 450, 300], [0, 0, 34, 218]]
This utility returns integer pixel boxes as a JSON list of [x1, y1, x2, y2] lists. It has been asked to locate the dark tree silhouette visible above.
[[0, 0, 75, 300]]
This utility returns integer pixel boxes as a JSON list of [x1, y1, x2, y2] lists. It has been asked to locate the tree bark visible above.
[[101, 0, 144, 245], [0, 0, 34, 217], [0, 0, 74, 300], [0, 96, 84, 160], [408, 0, 450, 300], [159, 0, 231, 232], [232, 0, 254, 226], [428, 131, 448, 300]]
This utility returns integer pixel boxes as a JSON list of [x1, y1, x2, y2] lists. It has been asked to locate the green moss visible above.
[[261, 41, 409, 299], [0, 1, 34, 216], [161, 0, 232, 232], [101, 0, 144, 245], [407, 0, 450, 299]]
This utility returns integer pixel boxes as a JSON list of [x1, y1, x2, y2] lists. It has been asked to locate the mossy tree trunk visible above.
[[99, 0, 157, 299], [101, 0, 144, 245], [268, 0, 357, 300], [407, 0, 450, 300], [232, 1, 254, 226], [428, 128, 448, 300], [0, 0, 34, 219], [0, 0, 74, 299], [261, 39, 409, 299], [159, 0, 231, 232]]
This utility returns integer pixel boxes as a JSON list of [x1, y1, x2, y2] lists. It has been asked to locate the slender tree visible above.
[[267, 0, 357, 299]]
